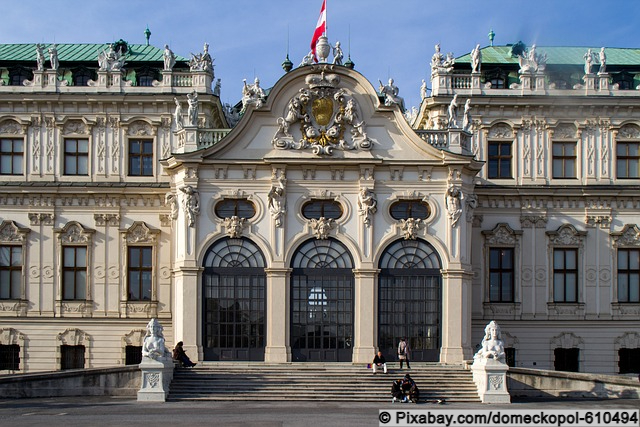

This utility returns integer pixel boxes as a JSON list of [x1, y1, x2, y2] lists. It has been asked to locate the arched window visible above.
[[290, 238, 354, 362], [378, 239, 442, 362], [202, 237, 266, 361]]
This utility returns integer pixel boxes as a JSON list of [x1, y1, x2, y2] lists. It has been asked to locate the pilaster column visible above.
[[173, 265, 202, 361], [264, 268, 291, 362], [440, 269, 473, 363], [352, 268, 379, 363]]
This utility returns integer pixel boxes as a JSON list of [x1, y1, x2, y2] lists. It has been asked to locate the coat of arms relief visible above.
[[272, 72, 373, 156]]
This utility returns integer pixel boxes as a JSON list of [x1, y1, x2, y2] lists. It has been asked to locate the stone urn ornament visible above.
[[315, 36, 331, 63]]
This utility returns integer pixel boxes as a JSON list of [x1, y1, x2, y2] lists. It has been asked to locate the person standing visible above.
[[372, 351, 387, 374], [398, 337, 411, 369]]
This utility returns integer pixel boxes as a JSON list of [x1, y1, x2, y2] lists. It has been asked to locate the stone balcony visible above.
[[415, 128, 472, 155], [1, 69, 214, 95]]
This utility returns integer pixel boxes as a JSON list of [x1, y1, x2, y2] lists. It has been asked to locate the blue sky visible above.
[[2, 1, 640, 109]]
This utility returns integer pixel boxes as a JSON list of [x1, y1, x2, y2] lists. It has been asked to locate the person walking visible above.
[[397, 337, 411, 370]]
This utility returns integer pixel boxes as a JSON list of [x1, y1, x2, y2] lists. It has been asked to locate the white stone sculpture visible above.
[[173, 97, 184, 130], [420, 79, 427, 100], [446, 185, 463, 227], [268, 177, 286, 227], [141, 318, 170, 361], [225, 216, 246, 238], [583, 48, 594, 75], [471, 44, 482, 73], [333, 41, 343, 65], [462, 99, 472, 132], [186, 91, 199, 127], [213, 78, 221, 97], [516, 43, 546, 74], [223, 103, 240, 127], [310, 217, 334, 239], [430, 43, 445, 72], [473, 320, 506, 363], [357, 188, 377, 226], [400, 218, 421, 240], [165, 192, 179, 220], [598, 47, 607, 74], [35, 44, 46, 71], [300, 50, 315, 67], [447, 94, 459, 128], [378, 78, 405, 109], [189, 42, 214, 75], [241, 77, 266, 112], [48, 44, 59, 71], [179, 185, 200, 227], [163, 44, 176, 71], [98, 44, 126, 72]]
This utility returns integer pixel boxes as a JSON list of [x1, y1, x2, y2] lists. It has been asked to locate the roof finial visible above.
[[488, 28, 495, 47], [144, 25, 151, 46]]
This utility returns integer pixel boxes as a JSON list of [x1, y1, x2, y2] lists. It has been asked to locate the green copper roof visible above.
[[457, 46, 640, 66], [0, 43, 187, 63]]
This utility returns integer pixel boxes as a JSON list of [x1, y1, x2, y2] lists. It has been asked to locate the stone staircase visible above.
[[167, 363, 481, 402]]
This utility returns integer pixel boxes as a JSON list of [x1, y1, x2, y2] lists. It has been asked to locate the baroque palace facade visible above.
[[0, 36, 638, 375]]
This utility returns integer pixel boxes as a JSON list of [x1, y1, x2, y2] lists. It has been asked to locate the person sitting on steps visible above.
[[372, 350, 388, 374], [172, 341, 197, 368]]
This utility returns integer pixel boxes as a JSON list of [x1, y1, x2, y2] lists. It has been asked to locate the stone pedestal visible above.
[[471, 358, 511, 403], [137, 356, 174, 402]]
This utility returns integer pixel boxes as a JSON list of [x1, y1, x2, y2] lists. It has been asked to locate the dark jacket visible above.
[[373, 354, 387, 365]]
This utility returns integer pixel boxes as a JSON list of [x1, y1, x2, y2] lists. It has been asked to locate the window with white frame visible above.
[[617, 248, 640, 303], [121, 222, 159, 305], [0, 221, 29, 302], [128, 139, 153, 177], [55, 222, 95, 306], [616, 124, 640, 179], [551, 124, 578, 179], [64, 138, 89, 175], [0, 138, 23, 175], [547, 224, 586, 305]]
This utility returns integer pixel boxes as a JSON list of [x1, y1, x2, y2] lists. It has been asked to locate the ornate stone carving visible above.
[[612, 224, 640, 247], [57, 222, 94, 244], [58, 328, 90, 346], [554, 123, 577, 139], [0, 220, 30, 242], [473, 321, 506, 363], [164, 192, 179, 220], [357, 188, 377, 227], [224, 216, 246, 238], [547, 224, 586, 246], [400, 218, 422, 240], [465, 193, 478, 222], [0, 328, 24, 345], [488, 123, 513, 139], [0, 120, 22, 135], [142, 318, 170, 361], [585, 215, 611, 228], [127, 121, 154, 136], [446, 185, 463, 227], [272, 73, 373, 156], [179, 185, 200, 227], [159, 214, 171, 227], [94, 213, 120, 227], [310, 217, 335, 239], [124, 221, 159, 244], [123, 329, 146, 347], [483, 223, 521, 245], [62, 120, 89, 135], [618, 124, 640, 139], [520, 215, 547, 228]]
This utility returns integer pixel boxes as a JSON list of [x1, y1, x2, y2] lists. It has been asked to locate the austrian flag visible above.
[[310, 0, 326, 61]]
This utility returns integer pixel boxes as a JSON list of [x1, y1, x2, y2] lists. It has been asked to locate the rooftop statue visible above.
[[241, 77, 266, 112], [512, 42, 547, 74], [98, 43, 126, 72], [300, 50, 315, 67], [35, 44, 46, 71], [447, 94, 459, 128], [173, 97, 184, 130], [473, 320, 506, 363], [48, 44, 59, 71], [141, 318, 171, 361], [186, 91, 199, 127], [598, 47, 607, 74], [583, 48, 594, 75], [163, 44, 176, 71], [431, 43, 455, 74], [333, 41, 343, 65], [471, 44, 481, 73], [420, 79, 427, 100], [378, 78, 405, 110], [462, 99, 472, 132], [189, 42, 214, 76]]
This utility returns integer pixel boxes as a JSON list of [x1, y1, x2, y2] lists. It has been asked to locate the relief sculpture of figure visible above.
[[179, 185, 200, 227], [357, 188, 377, 226], [267, 177, 286, 227], [446, 185, 463, 227], [241, 77, 266, 112]]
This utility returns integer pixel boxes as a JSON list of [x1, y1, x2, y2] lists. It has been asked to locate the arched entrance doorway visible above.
[[202, 237, 266, 360], [378, 239, 442, 362], [290, 238, 354, 362]]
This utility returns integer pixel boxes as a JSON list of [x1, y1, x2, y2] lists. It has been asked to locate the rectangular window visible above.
[[553, 248, 578, 302], [554, 347, 579, 372], [617, 142, 640, 179], [64, 139, 89, 175], [128, 139, 153, 176], [618, 348, 640, 374], [125, 345, 142, 365], [488, 247, 514, 302], [62, 246, 87, 300], [60, 344, 85, 370], [128, 247, 152, 301], [0, 138, 23, 175], [617, 249, 640, 302], [0, 245, 22, 299], [552, 142, 577, 178], [487, 141, 512, 179], [0, 344, 20, 370]]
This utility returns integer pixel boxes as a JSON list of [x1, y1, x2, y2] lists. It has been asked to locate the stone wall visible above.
[[508, 367, 640, 399], [0, 366, 140, 398]]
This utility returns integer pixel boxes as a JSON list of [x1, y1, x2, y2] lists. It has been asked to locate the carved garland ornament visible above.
[[272, 72, 373, 156]]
